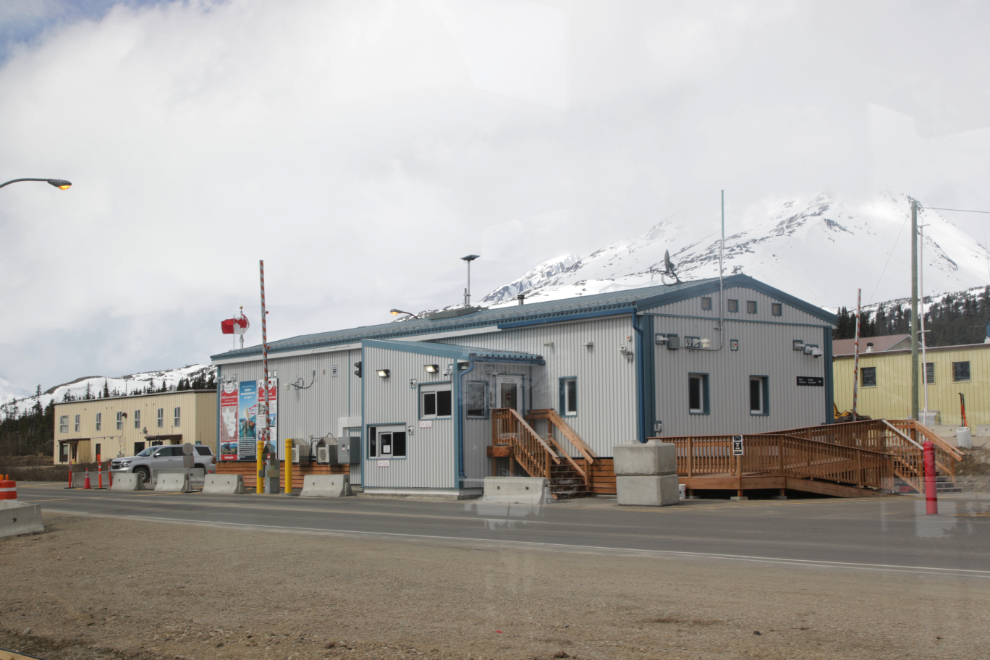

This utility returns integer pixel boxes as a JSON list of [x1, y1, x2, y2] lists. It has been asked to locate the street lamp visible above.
[[390, 309, 420, 319], [0, 178, 72, 191]]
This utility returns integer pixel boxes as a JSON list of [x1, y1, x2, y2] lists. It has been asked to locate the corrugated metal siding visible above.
[[362, 345, 457, 489], [649, 316, 828, 434], [833, 345, 990, 426], [649, 284, 828, 327], [436, 314, 639, 456]]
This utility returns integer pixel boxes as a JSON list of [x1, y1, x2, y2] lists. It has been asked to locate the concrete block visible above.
[[299, 474, 352, 497], [613, 441, 677, 476], [263, 475, 280, 494], [153, 468, 206, 484], [155, 473, 191, 493], [110, 473, 144, 491], [482, 477, 548, 505], [616, 475, 680, 507], [0, 500, 45, 538], [202, 474, 245, 495]]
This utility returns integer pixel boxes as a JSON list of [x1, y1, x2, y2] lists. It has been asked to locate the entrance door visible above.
[[496, 375, 524, 415], [346, 427, 361, 486]]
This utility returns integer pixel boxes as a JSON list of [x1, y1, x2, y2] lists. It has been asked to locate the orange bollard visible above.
[[67, 468, 74, 489], [98, 463, 103, 489], [83, 468, 91, 490], [0, 479, 15, 501]]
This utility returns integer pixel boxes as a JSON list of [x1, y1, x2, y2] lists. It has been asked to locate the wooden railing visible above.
[[526, 409, 598, 464], [659, 434, 894, 492], [491, 408, 560, 479], [888, 419, 964, 477]]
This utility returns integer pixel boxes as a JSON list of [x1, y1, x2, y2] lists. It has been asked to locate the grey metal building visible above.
[[210, 274, 836, 497]]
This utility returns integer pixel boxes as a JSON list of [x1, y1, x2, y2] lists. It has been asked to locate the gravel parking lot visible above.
[[1, 511, 988, 660]]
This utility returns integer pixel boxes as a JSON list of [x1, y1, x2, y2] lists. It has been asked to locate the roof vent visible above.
[[517, 293, 525, 306], [866, 342, 874, 353]]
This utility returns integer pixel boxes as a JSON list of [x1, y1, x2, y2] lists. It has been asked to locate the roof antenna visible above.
[[461, 255, 479, 307]]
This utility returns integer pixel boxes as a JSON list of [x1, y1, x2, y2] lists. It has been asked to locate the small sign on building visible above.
[[796, 376, 824, 386], [376, 460, 389, 468], [732, 435, 744, 456]]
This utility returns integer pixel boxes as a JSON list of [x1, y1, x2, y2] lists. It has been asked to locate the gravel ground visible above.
[[1, 512, 987, 660]]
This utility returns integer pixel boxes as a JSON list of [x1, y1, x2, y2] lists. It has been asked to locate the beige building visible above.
[[53, 391, 217, 464]]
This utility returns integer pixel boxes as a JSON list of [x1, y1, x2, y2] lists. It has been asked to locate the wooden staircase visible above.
[[489, 408, 597, 499]]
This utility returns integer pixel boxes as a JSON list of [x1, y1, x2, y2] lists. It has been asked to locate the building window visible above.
[[74, 414, 80, 432], [465, 382, 487, 418], [862, 367, 877, 387], [421, 385, 452, 419], [953, 361, 971, 382], [746, 300, 757, 314], [174, 407, 181, 426], [749, 376, 769, 415], [701, 297, 712, 311], [772, 303, 782, 316], [925, 362, 935, 384], [560, 377, 577, 416], [60, 415, 69, 433], [727, 299, 739, 313], [116, 411, 123, 430], [688, 374, 710, 415], [157, 408, 164, 428], [96, 413, 102, 431], [134, 410, 141, 429], [367, 426, 406, 459]]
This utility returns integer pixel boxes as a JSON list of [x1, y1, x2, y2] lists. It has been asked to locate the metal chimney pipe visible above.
[[461, 255, 480, 307], [517, 293, 525, 305]]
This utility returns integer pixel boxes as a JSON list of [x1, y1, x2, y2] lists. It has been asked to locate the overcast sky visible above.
[[1, 0, 989, 393]]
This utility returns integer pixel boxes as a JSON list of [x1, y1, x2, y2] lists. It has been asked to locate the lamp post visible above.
[[390, 309, 420, 320], [0, 178, 72, 191]]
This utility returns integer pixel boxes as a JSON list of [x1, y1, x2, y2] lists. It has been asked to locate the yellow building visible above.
[[833, 341, 990, 427], [53, 391, 217, 464]]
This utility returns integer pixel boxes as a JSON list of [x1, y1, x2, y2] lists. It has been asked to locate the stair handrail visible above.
[[535, 425, 588, 482], [881, 420, 923, 450], [890, 419, 964, 461], [527, 409, 598, 464]]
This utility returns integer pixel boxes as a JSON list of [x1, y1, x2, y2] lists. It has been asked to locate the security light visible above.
[[48, 179, 72, 190], [376, 369, 390, 378], [424, 364, 439, 373]]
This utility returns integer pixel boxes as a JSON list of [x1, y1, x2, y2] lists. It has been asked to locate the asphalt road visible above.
[[15, 482, 990, 578]]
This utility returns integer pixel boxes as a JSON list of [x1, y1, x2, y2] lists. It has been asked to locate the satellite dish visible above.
[[659, 250, 681, 285]]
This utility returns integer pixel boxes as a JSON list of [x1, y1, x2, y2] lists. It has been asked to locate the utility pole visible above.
[[910, 200, 919, 421]]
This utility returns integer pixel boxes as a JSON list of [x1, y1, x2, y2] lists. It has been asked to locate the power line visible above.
[[922, 206, 990, 215]]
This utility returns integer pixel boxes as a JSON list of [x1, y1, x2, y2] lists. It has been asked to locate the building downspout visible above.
[[455, 358, 477, 487], [632, 312, 646, 443]]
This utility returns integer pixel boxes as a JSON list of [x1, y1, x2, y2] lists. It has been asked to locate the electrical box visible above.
[[337, 437, 360, 465], [666, 333, 680, 350], [314, 439, 331, 465]]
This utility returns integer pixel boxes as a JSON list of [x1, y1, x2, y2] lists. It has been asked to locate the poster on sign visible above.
[[258, 378, 278, 456], [237, 380, 258, 460], [219, 380, 239, 461]]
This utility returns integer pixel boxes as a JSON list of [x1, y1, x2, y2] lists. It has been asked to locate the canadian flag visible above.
[[221, 314, 250, 335]]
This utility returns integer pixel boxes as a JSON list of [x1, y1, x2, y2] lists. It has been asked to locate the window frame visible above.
[[688, 373, 710, 415], [74, 414, 80, 432], [419, 382, 453, 420], [701, 296, 712, 311], [746, 300, 757, 314], [771, 302, 782, 317], [749, 376, 769, 416], [157, 408, 164, 428], [464, 381, 488, 419], [925, 362, 935, 384], [367, 424, 407, 459], [861, 366, 877, 388], [174, 406, 181, 427], [116, 411, 123, 430], [95, 412, 102, 432], [953, 361, 971, 383], [727, 299, 739, 313], [134, 410, 141, 429], [559, 377, 578, 417], [59, 415, 69, 433]]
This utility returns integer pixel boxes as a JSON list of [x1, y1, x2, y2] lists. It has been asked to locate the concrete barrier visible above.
[[481, 476, 548, 505], [110, 473, 144, 491], [299, 474, 352, 497], [155, 473, 192, 493], [616, 474, 680, 506], [613, 441, 677, 476], [153, 467, 206, 484], [0, 500, 45, 539], [202, 474, 246, 495]]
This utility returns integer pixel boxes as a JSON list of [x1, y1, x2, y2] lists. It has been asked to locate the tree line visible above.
[[833, 286, 990, 346]]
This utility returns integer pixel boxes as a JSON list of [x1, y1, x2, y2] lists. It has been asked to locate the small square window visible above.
[[688, 374, 709, 414], [421, 386, 452, 418], [862, 367, 877, 387], [727, 299, 739, 313], [560, 377, 577, 416], [771, 303, 782, 316], [60, 415, 69, 433], [953, 361, 970, 382], [701, 297, 712, 311], [746, 300, 757, 314]]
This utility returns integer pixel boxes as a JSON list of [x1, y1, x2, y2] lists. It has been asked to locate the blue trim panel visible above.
[[824, 327, 834, 424], [632, 312, 646, 442], [641, 314, 656, 440], [497, 307, 638, 330]]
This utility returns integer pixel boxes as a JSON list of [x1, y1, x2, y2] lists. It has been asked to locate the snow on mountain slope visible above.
[[0, 376, 31, 405], [479, 192, 990, 310], [1, 365, 215, 418]]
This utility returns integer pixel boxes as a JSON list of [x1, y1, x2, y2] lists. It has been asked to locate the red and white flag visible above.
[[221, 314, 250, 335]]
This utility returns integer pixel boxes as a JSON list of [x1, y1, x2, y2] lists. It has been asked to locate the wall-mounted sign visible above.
[[377, 460, 389, 468], [331, 365, 338, 377], [797, 376, 824, 387], [732, 435, 744, 456], [419, 420, 433, 429]]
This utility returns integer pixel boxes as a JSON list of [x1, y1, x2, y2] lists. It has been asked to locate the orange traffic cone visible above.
[[84, 468, 91, 489]]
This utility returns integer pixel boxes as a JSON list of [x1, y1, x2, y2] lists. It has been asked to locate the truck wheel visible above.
[[135, 467, 150, 483]]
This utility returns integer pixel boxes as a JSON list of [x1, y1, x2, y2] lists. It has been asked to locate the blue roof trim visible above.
[[211, 275, 833, 362]]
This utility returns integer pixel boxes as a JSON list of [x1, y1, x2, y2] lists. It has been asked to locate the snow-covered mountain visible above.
[[479, 192, 990, 310], [1, 365, 215, 417], [0, 376, 31, 405]]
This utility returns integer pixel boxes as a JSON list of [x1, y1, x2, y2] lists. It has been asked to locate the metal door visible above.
[[496, 375, 524, 414], [346, 427, 362, 486]]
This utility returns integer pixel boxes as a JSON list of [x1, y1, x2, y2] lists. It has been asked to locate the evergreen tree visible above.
[[84, 382, 93, 400], [103, 379, 110, 399]]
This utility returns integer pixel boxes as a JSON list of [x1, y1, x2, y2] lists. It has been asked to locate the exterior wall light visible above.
[[376, 369, 390, 378], [424, 364, 439, 373]]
